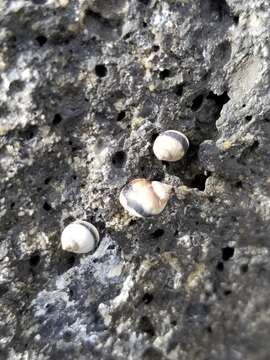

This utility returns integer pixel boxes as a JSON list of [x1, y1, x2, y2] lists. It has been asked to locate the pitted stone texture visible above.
[[0, 0, 270, 359]]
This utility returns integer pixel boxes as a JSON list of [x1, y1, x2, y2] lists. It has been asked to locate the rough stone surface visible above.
[[0, 0, 270, 359]]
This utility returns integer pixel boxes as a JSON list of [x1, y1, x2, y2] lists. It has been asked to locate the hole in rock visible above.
[[44, 177, 51, 185], [216, 261, 224, 271], [191, 94, 204, 111], [43, 201, 52, 211], [208, 0, 231, 21], [68, 288, 74, 298], [111, 151, 127, 168], [159, 69, 171, 80], [0, 284, 9, 297], [63, 331, 73, 342], [29, 252, 40, 267], [142, 293, 153, 304], [206, 91, 230, 116], [139, 316, 155, 336], [117, 111, 126, 121], [240, 263, 249, 273], [174, 84, 183, 97], [235, 181, 242, 188], [150, 132, 159, 142], [150, 229, 164, 238], [45, 303, 54, 313], [138, 0, 150, 4], [10, 202, 15, 209], [52, 113, 62, 126], [36, 35, 47, 46], [67, 255, 76, 266], [152, 45, 160, 52], [233, 15, 239, 25], [224, 289, 232, 296], [222, 246, 234, 261], [123, 32, 131, 40], [245, 115, 252, 122], [24, 125, 38, 140], [249, 140, 259, 152], [207, 325, 213, 333], [190, 172, 210, 191], [96, 220, 106, 232], [95, 64, 107, 77]]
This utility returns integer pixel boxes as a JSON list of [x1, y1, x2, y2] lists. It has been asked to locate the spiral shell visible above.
[[119, 179, 172, 218], [153, 130, 189, 162], [61, 220, 99, 254]]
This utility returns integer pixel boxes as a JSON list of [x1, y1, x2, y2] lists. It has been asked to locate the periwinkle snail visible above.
[[61, 220, 99, 254], [119, 178, 172, 218], [153, 130, 189, 162]]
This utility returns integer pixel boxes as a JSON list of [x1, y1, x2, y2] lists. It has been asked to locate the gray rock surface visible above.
[[0, 0, 270, 359]]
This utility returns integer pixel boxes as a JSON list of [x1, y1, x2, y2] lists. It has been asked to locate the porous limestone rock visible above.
[[0, 0, 270, 359]]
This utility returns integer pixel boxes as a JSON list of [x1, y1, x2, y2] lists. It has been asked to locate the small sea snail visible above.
[[119, 179, 172, 218], [153, 130, 189, 162], [61, 221, 99, 254]]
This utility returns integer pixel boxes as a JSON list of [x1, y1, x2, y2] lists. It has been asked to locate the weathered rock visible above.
[[0, 0, 270, 359]]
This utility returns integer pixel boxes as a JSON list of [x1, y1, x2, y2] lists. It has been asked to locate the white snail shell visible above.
[[61, 220, 99, 254], [119, 178, 172, 218], [153, 130, 189, 162]]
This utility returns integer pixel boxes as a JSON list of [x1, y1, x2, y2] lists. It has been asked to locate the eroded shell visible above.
[[153, 130, 189, 162], [61, 220, 99, 254], [119, 178, 172, 218]]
